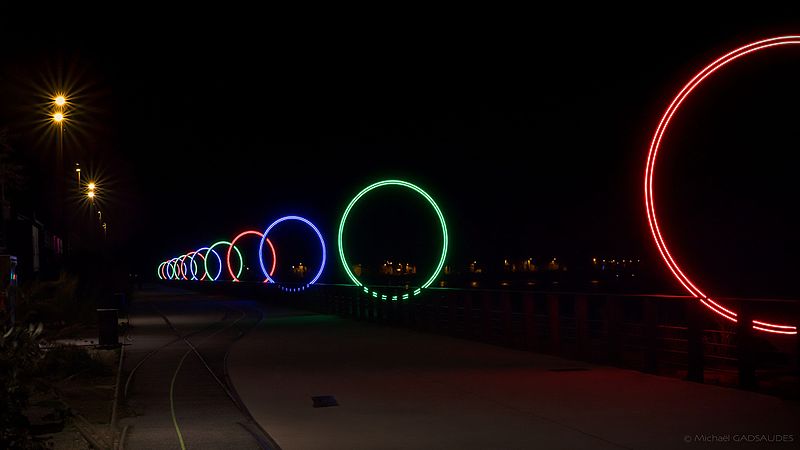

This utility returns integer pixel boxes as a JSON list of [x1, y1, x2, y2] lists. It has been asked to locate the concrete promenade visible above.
[[228, 306, 800, 449]]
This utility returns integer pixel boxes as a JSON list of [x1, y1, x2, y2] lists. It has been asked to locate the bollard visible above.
[[114, 293, 127, 316], [97, 308, 119, 348]]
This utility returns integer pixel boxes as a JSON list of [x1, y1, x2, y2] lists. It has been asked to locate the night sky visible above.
[[1, 10, 799, 298]]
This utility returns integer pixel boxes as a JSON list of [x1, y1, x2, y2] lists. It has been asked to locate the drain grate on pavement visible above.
[[311, 395, 339, 408]]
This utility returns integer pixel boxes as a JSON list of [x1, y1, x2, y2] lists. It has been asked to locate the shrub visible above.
[[0, 323, 44, 449]]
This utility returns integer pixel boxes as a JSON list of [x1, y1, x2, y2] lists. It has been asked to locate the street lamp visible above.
[[54, 95, 66, 107], [52, 112, 65, 175], [75, 164, 81, 188], [50, 106, 66, 234], [86, 180, 97, 206]]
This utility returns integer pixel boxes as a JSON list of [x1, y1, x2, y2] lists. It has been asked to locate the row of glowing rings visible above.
[[157, 215, 326, 292], [154, 38, 800, 335], [158, 180, 449, 299]]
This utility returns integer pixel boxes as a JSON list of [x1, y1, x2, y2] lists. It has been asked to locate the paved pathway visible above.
[[120, 287, 273, 449], [121, 287, 800, 449], [228, 303, 800, 449]]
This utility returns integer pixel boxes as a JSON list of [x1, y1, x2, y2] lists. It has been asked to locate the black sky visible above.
[[1, 9, 800, 296]]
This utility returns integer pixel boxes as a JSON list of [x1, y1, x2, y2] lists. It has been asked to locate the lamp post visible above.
[[51, 93, 69, 239], [51, 111, 65, 233], [52, 97, 65, 164], [52, 111, 64, 160]]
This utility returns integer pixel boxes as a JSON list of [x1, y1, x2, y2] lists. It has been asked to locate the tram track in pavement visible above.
[[120, 291, 279, 449], [123, 302, 231, 400]]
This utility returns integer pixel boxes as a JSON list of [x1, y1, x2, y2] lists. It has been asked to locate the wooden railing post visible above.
[[356, 294, 364, 320], [373, 297, 381, 322], [643, 297, 659, 374], [448, 294, 458, 335], [547, 294, 560, 353], [736, 301, 757, 390], [523, 293, 537, 350], [433, 293, 444, 331], [687, 299, 705, 383], [796, 321, 800, 376], [575, 295, 590, 360], [501, 292, 513, 345], [410, 296, 419, 329], [606, 296, 622, 364], [389, 298, 398, 324], [426, 295, 433, 330], [464, 293, 474, 338], [481, 291, 493, 341]]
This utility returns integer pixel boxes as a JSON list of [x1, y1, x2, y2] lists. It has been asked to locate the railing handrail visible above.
[[312, 282, 800, 305]]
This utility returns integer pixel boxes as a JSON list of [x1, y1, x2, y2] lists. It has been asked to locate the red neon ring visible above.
[[184, 250, 206, 281], [178, 253, 191, 280], [227, 230, 277, 282], [645, 35, 799, 335], [177, 253, 200, 280], [175, 256, 184, 280], [190, 251, 207, 281], [160, 260, 169, 280]]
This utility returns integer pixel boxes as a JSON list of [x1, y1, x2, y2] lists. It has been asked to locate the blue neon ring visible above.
[[258, 215, 326, 288], [189, 247, 215, 280], [203, 245, 228, 281], [179, 254, 191, 280], [167, 258, 179, 280]]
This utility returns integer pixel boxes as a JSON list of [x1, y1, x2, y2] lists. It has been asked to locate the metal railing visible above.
[[179, 281, 800, 397]]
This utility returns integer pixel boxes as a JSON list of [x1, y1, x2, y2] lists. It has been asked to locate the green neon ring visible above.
[[168, 258, 179, 280], [338, 179, 448, 300], [157, 261, 167, 280], [204, 241, 243, 281]]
